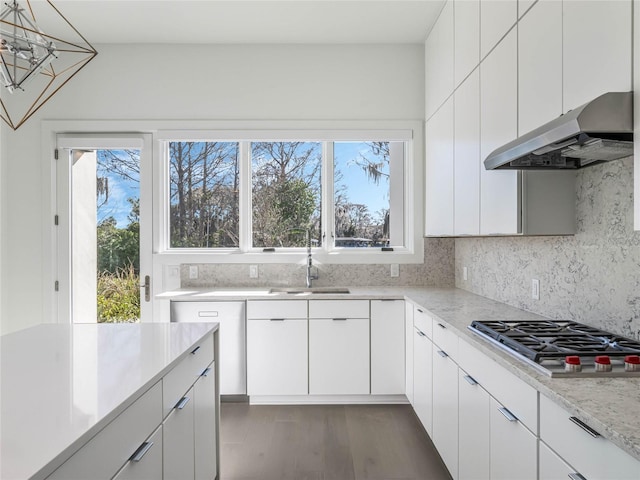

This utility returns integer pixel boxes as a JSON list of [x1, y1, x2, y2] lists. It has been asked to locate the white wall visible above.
[[0, 43, 425, 334]]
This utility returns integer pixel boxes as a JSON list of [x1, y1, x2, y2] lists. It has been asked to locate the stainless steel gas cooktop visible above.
[[468, 320, 640, 378]]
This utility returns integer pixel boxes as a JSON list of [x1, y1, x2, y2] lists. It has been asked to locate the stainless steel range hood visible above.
[[484, 92, 633, 170]]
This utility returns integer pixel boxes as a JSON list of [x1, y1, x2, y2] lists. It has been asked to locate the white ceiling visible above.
[[33, 0, 445, 45]]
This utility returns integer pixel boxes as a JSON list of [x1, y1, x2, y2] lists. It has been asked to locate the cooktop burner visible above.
[[468, 320, 640, 377]]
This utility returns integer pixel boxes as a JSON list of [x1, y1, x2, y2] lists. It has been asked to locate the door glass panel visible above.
[[72, 148, 141, 323]]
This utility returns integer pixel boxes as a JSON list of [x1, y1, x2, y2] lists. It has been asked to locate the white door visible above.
[[56, 134, 153, 323]]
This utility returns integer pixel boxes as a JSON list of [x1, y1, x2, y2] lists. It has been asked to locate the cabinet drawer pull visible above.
[[201, 367, 212, 377], [130, 441, 154, 462], [270, 318, 285, 321], [416, 308, 424, 313], [437, 350, 448, 358], [463, 375, 478, 386], [437, 323, 446, 329], [568, 474, 587, 480], [498, 407, 518, 422], [569, 416, 600, 438], [416, 330, 426, 337], [333, 318, 347, 321], [190, 345, 201, 355], [175, 396, 191, 410], [198, 311, 219, 317]]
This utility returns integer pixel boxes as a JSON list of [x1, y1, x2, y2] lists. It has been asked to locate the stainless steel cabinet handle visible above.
[[437, 323, 446, 329], [569, 416, 600, 438], [416, 308, 424, 313], [415, 330, 426, 337], [200, 367, 211, 377], [190, 345, 201, 355], [130, 441, 154, 462], [175, 396, 191, 410], [568, 473, 587, 480], [333, 318, 347, 321], [464, 375, 478, 386], [270, 318, 285, 321], [198, 311, 219, 317], [498, 407, 518, 422], [437, 350, 448, 358]]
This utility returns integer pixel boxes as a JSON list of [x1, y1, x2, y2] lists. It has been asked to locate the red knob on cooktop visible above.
[[565, 356, 581, 365], [624, 355, 640, 364], [595, 356, 611, 364]]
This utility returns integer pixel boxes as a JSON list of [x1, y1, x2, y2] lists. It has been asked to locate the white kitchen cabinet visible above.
[[454, 0, 479, 87], [163, 387, 195, 480], [563, 0, 632, 114], [540, 394, 640, 480], [539, 440, 575, 480], [479, 28, 519, 235], [194, 363, 217, 480], [309, 300, 369, 395], [480, 0, 517, 59], [405, 302, 415, 404], [370, 300, 405, 395], [432, 347, 459, 479], [113, 427, 163, 480], [518, 0, 562, 135], [413, 324, 433, 435], [425, 0, 454, 120], [247, 317, 308, 395], [458, 370, 490, 480], [518, 0, 535, 18], [454, 69, 480, 235], [489, 396, 537, 480], [425, 96, 454, 236]]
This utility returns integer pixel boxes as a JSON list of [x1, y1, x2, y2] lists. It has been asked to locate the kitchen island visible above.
[[0, 322, 219, 480]]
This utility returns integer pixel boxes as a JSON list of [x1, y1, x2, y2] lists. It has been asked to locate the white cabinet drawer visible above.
[[432, 319, 458, 361], [112, 426, 163, 480], [163, 333, 214, 416], [247, 300, 307, 319], [540, 395, 640, 480], [309, 300, 369, 319], [47, 382, 162, 480], [458, 338, 537, 432], [413, 305, 433, 339]]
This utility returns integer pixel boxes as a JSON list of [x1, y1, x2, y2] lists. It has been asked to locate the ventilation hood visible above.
[[484, 92, 633, 170]]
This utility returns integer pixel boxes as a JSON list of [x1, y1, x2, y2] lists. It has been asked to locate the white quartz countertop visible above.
[[0, 322, 218, 480], [162, 286, 640, 461]]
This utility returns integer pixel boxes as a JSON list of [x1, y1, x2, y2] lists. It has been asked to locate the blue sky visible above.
[[96, 150, 139, 228]]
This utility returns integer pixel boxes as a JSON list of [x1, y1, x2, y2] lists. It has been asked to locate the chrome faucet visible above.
[[306, 229, 319, 288]]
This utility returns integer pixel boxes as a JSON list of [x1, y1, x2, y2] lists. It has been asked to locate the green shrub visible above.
[[97, 264, 140, 323]]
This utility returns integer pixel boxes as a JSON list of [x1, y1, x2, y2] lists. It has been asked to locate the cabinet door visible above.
[[371, 300, 405, 395], [480, 28, 520, 235], [539, 441, 575, 480], [425, 96, 454, 236], [563, 0, 632, 113], [194, 363, 217, 480], [432, 348, 458, 479], [454, 69, 480, 235], [518, 0, 562, 135], [309, 318, 369, 395], [164, 387, 195, 480], [425, 0, 454, 119], [458, 370, 490, 480], [247, 318, 308, 395], [454, 0, 480, 87], [413, 326, 433, 435], [405, 302, 414, 404], [489, 396, 537, 480], [113, 427, 163, 480], [480, 0, 517, 58]]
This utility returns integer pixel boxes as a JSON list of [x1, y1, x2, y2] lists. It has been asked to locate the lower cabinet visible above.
[[489, 396, 537, 480], [194, 363, 217, 480], [164, 387, 196, 480], [113, 427, 163, 480], [413, 324, 433, 435], [404, 302, 415, 404], [370, 299, 405, 394], [458, 370, 490, 480], [432, 346, 458, 479], [539, 440, 574, 480]]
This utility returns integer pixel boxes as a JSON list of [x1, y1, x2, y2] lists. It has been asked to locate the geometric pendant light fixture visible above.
[[0, 0, 97, 130]]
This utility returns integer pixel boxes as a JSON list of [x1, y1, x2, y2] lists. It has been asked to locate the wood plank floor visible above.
[[219, 403, 452, 480]]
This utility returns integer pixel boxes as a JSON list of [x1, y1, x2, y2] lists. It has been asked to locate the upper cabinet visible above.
[[425, 1, 454, 120], [563, 0, 632, 113], [518, 0, 562, 136], [480, 0, 517, 59], [454, 0, 480, 88]]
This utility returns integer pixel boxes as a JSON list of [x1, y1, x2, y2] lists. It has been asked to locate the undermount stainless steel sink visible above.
[[268, 287, 351, 295]]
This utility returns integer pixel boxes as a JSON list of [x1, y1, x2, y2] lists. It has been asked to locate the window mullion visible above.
[[322, 141, 335, 252], [239, 141, 251, 252]]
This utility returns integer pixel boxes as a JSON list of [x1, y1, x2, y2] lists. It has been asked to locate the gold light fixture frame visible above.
[[0, 0, 97, 130]]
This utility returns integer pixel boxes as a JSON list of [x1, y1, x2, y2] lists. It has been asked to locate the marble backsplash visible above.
[[181, 237, 455, 288], [455, 156, 640, 340]]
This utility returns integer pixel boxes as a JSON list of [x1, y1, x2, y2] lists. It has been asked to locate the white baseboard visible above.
[[248, 394, 409, 405]]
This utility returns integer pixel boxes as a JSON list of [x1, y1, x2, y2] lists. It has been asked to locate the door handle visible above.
[[140, 275, 150, 302]]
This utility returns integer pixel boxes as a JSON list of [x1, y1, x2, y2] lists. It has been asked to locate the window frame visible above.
[[155, 124, 423, 264]]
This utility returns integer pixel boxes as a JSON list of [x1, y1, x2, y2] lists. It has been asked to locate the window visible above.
[[160, 127, 419, 263]]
